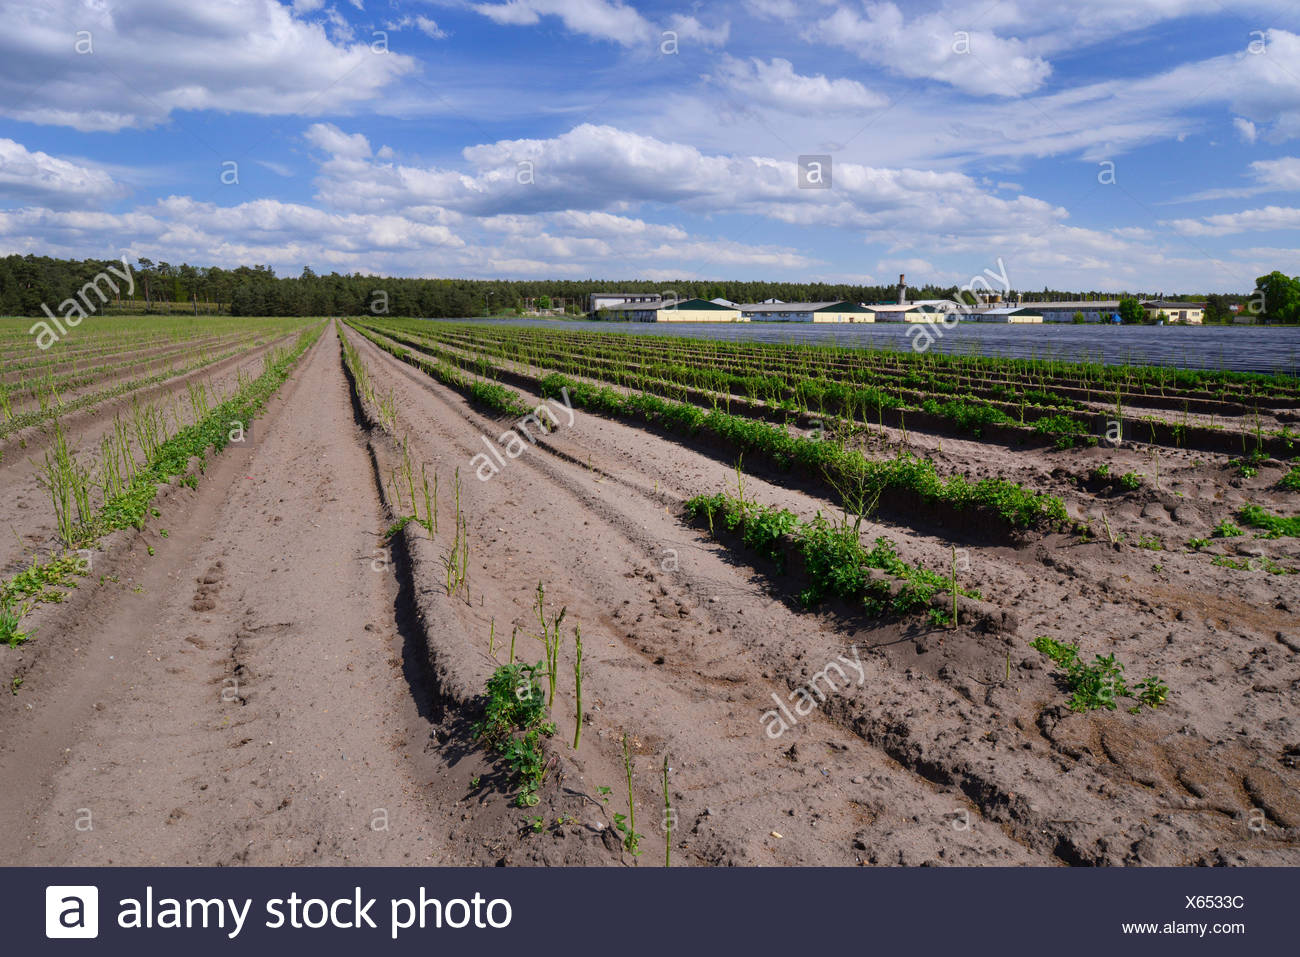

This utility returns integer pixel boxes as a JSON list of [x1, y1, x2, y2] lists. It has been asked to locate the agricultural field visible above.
[[2, 315, 1297, 866]]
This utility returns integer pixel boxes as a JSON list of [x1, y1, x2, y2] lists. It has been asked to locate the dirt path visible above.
[[1, 326, 442, 864]]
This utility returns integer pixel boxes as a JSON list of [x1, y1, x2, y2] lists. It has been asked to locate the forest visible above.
[[0, 253, 1284, 321]]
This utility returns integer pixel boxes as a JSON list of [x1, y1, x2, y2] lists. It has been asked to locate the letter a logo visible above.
[[45, 886, 99, 938]]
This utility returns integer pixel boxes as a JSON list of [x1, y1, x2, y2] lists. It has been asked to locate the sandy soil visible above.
[[1, 320, 1296, 866]]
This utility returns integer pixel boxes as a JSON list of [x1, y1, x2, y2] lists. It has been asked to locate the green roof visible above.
[[814, 301, 873, 313], [667, 298, 734, 310]]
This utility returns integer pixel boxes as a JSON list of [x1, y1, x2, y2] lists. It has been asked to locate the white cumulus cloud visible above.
[[0, 0, 416, 131], [708, 56, 888, 113], [0, 138, 124, 208]]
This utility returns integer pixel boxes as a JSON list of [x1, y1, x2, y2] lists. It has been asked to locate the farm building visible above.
[[596, 298, 746, 322], [1011, 299, 1203, 323], [738, 301, 876, 322], [969, 306, 1044, 323], [1142, 300, 1204, 324], [588, 291, 664, 313], [864, 304, 948, 322], [1023, 300, 1121, 322]]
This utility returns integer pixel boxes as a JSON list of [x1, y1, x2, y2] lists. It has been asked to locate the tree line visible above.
[[0, 254, 1294, 322]]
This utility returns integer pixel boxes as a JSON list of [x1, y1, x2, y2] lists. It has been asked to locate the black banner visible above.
[[6, 867, 1287, 954]]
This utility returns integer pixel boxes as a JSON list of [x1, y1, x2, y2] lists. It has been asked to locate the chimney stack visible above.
[[897, 273, 907, 305]]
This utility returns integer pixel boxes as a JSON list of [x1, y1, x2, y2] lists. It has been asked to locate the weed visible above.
[[1258, 556, 1296, 575], [797, 516, 870, 605], [1213, 518, 1242, 538], [688, 487, 975, 622], [1029, 635, 1167, 713], [383, 515, 417, 540], [466, 379, 531, 418], [1118, 471, 1143, 491], [1278, 463, 1300, 492], [472, 661, 555, 807], [1031, 413, 1090, 449], [926, 607, 954, 627], [2, 552, 87, 606], [1136, 535, 1163, 551], [1133, 677, 1168, 712], [1, 597, 32, 648], [532, 371, 1068, 532], [1237, 504, 1300, 538]]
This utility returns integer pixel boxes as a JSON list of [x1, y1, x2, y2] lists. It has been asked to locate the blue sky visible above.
[[0, 0, 1297, 292]]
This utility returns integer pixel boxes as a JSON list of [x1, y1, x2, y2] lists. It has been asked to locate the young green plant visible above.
[[662, 754, 672, 868], [614, 733, 643, 857], [572, 622, 584, 750]]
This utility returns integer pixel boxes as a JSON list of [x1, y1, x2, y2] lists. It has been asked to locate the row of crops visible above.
[[0, 317, 309, 440], [347, 317, 1298, 554], [0, 316, 321, 649], [344, 318, 1073, 541], [351, 319, 1299, 459]]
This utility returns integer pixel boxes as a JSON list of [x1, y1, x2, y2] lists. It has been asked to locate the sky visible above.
[[0, 0, 1297, 293]]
